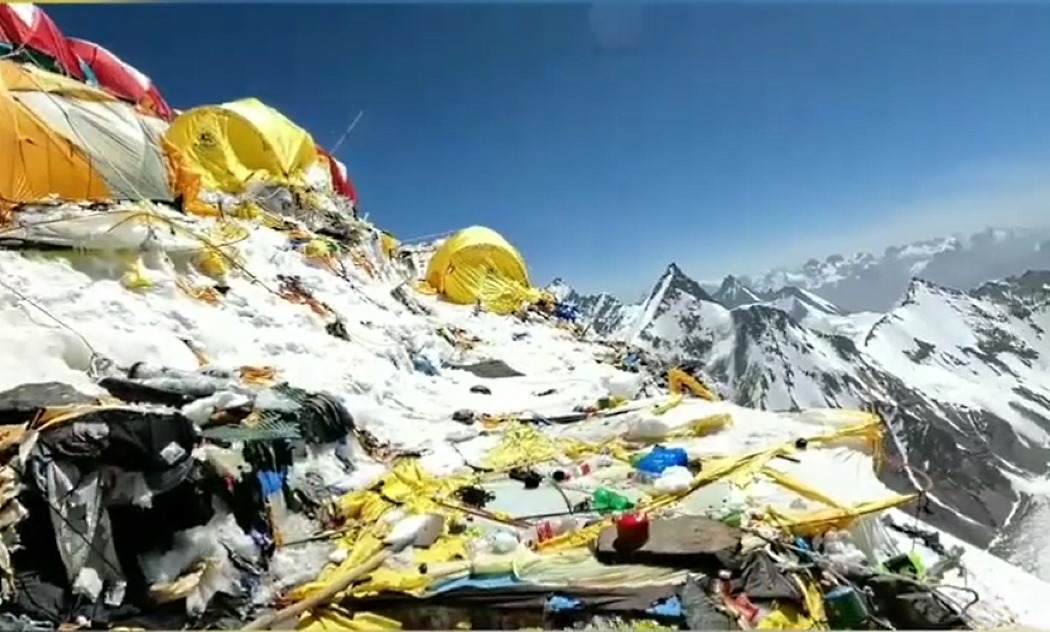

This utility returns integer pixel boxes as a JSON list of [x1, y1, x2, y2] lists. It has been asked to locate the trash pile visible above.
[[0, 367, 1031, 630], [0, 4, 1047, 630]]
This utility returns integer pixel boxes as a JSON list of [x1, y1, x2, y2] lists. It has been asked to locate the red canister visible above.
[[614, 512, 650, 550]]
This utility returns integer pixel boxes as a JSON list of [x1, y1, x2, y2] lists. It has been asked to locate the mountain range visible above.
[[551, 228, 1050, 579], [704, 226, 1050, 313]]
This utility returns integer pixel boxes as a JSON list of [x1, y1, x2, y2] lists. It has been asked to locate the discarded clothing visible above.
[[738, 551, 804, 605]]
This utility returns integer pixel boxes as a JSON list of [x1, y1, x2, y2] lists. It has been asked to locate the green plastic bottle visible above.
[[592, 487, 634, 515]]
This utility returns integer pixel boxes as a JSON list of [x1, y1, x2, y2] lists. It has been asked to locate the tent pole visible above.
[[329, 110, 364, 157]]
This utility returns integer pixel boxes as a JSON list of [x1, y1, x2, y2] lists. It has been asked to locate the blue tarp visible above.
[[554, 303, 580, 322], [544, 593, 684, 618], [428, 574, 522, 596]]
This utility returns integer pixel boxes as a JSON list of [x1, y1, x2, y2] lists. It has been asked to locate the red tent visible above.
[[68, 38, 173, 120], [0, 4, 84, 79], [316, 147, 358, 204]]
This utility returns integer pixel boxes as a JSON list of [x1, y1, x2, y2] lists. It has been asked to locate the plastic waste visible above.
[[822, 529, 869, 573], [489, 530, 520, 554], [625, 417, 673, 441], [384, 514, 439, 552], [592, 487, 634, 515], [653, 465, 693, 494], [520, 514, 579, 541], [710, 486, 749, 526], [824, 585, 869, 628], [412, 354, 438, 376], [635, 446, 688, 478], [556, 455, 613, 480]]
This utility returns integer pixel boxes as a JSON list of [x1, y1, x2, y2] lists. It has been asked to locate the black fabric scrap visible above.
[[454, 486, 495, 509], [737, 551, 804, 605], [96, 377, 198, 408], [508, 468, 542, 490], [37, 408, 197, 473], [296, 393, 355, 445], [0, 383, 96, 426]]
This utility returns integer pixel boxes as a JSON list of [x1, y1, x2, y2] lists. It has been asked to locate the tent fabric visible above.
[[315, 147, 356, 203], [0, 4, 84, 80], [164, 98, 318, 193], [333, 157, 358, 204], [67, 38, 173, 121], [424, 226, 535, 314], [0, 60, 175, 213]]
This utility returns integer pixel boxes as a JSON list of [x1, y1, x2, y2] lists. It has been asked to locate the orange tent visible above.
[[0, 60, 182, 215]]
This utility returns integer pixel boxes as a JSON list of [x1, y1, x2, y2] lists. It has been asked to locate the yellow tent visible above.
[[0, 60, 177, 216], [424, 226, 537, 314], [164, 97, 318, 193]]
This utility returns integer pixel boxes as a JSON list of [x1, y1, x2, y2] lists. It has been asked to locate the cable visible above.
[[0, 273, 106, 378]]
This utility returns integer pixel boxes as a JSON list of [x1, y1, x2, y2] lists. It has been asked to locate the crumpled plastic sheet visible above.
[[252, 513, 336, 607], [138, 511, 260, 616]]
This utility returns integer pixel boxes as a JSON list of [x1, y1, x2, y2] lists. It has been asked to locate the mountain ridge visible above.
[[698, 226, 1050, 313]]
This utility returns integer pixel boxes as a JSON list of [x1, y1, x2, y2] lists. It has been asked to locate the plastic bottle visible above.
[[526, 516, 577, 545], [564, 455, 613, 479], [488, 530, 520, 554], [592, 488, 635, 515]]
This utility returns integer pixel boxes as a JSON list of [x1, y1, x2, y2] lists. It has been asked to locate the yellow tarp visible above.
[[283, 409, 915, 627], [424, 226, 539, 314], [0, 60, 179, 216], [164, 97, 318, 193]]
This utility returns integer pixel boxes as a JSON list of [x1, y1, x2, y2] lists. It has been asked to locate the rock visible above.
[[469, 385, 491, 395], [595, 515, 743, 572], [452, 409, 475, 424]]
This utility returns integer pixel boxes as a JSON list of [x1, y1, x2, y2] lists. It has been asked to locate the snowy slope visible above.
[[723, 226, 1050, 312]]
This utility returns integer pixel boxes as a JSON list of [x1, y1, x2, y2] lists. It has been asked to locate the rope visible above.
[[0, 273, 106, 378]]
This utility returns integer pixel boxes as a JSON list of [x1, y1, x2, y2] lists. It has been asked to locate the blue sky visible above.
[[49, 3, 1050, 297]]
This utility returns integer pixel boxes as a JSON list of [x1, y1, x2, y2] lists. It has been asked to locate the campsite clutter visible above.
[[0, 4, 1032, 630]]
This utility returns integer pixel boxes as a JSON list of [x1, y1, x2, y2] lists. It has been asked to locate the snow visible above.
[[864, 281, 1050, 445], [2, 204, 1050, 625]]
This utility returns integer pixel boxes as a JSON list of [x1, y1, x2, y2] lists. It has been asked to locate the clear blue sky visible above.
[[49, 4, 1050, 297]]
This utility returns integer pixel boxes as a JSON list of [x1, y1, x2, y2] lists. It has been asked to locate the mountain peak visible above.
[[712, 275, 763, 309], [718, 274, 743, 292], [545, 277, 574, 302], [665, 262, 687, 278]]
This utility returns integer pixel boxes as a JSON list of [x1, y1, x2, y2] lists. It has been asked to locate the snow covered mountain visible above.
[[549, 277, 642, 337], [709, 275, 763, 308], [557, 263, 1050, 576], [717, 226, 1050, 313], [711, 275, 848, 324]]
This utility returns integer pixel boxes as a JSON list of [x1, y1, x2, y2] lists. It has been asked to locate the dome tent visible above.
[[424, 226, 539, 314], [164, 98, 318, 193], [68, 38, 173, 121], [0, 60, 176, 214], [0, 4, 85, 80]]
